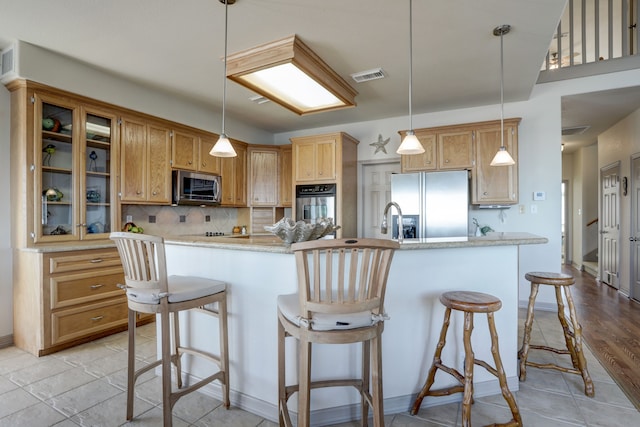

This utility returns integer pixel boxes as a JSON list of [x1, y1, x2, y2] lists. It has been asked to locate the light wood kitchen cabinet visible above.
[[279, 145, 293, 207], [248, 146, 279, 206], [399, 131, 437, 172], [172, 129, 221, 175], [399, 128, 473, 172], [120, 116, 172, 204], [220, 140, 247, 206], [293, 136, 338, 182], [290, 132, 359, 238], [171, 129, 198, 170], [12, 248, 134, 356], [198, 134, 222, 175], [472, 119, 519, 205], [438, 130, 474, 169], [7, 81, 120, 244]]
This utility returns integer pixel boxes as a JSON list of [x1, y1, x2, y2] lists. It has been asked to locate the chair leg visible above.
[[278, 319, 287, 427], [297, 339, 312, 427], [161, 310, 173, 427], [219, 295, 230, 408], [361, 340, 370, 427], [371, 334, 384, 427], [411, 307, 452, 415], [126, 309, 136, 421], [487, 312, 522, 426], [564, 287, 595, 397], [554, 286, 579, 369], [518, 283, 539, 381], [461, 312, 474, 427], [173, 312, 182, 389]]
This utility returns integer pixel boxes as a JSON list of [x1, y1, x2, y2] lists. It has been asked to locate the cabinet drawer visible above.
[[48, 249, 122, 274], [51, 298, 128, 345], [50, 268, 125, 309]]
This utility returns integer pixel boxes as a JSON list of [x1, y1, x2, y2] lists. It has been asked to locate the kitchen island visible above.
[[162, 233, 546, 424]]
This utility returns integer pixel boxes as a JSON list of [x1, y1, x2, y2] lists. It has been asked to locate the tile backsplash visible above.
[[121, 205, 250, 236]]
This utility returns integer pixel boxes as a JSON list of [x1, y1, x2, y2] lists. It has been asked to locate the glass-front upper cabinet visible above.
[[81, 108, 117, 240], [34, 94, 118, 243]]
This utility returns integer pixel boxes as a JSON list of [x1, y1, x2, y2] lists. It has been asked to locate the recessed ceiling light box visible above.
[[225, 34, 358, 115]]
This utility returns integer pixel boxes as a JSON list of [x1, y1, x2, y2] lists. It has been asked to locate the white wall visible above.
[[0, 84, 12, 338]]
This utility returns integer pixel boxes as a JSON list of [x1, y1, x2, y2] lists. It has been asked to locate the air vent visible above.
[[351, 68, 386, 83], [0, 45, 18, 83], [562, 125, 590, 136], [249, 95, 270, 104]]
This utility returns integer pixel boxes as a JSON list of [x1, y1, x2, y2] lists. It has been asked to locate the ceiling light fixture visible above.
[[210, 0, 237, 158], [225, 34, 358, 115], [396, 0, 424, 155], [490, 24, 516, 167]]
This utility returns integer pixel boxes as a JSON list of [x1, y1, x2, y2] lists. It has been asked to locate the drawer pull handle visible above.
[[91, 316, 104, 322], [89, 259, 104, 263], [90, 284, 105, 289]]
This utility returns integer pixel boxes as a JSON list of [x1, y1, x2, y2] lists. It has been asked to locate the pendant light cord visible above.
[[500, 28, 504, 148], [221, 0, 228, 136], [408, 0, 413, 131]]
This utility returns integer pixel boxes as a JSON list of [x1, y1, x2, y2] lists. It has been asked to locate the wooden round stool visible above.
[[519, 272, 594, 397], [411, 291, 522, 427]]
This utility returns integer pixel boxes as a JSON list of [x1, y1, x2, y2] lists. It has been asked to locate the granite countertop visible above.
[[164, 232, 548, 254]]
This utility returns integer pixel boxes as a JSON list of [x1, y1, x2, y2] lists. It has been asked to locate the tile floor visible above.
[[1, 310, 639, 426]]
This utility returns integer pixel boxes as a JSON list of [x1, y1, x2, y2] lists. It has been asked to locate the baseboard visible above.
[[518, 300, 558, 312], [188, 371, 519, 425], [0, 334, 14, 349]]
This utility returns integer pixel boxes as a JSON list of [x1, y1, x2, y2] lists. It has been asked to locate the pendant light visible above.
[[210, 0, 237, 158], [490, 24, 515, 166], [396, 0, 425, 155]]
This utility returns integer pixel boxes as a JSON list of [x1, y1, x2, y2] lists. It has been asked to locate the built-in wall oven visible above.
[[295, 184, 336, 225]]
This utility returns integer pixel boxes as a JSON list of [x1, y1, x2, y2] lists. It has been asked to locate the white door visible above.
[[362, 161, 401, 238], [630, 155, 640, 300], [601, 162, 620, 289]]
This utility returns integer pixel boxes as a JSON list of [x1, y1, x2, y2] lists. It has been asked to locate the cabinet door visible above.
[[147, 124, 172, 204], [120, 117, 147, 202], [473, 124, 518, 204], [438, 130, 473, 169], [81, 108, 117, 238], [36, 95, 78, 242], [279, 146, 292, 206], [234, 143, 247, 206], [316, 139, 336, 181], [294, 141, 316, 181], [400, 132, 437, 172], [199, 134, 221, 174], [172, 130, 197, 170], [249, 149, 278, 206]]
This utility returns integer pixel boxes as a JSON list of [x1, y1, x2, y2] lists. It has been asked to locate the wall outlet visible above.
[[148, 215, 156, 223], [126, 215, 133, 223], [519, 205, 525, 214], [530, 204, 538, 214], [205, 215, 211, 222], [179, 215, 186, 223]]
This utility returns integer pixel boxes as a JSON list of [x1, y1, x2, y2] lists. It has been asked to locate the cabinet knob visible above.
[[152, 191, 157, 195], [202, 162, 206, 167], [483, 192, 488, 196], [188, 161, 192, 165], [319, 171, 323, 175], [136, 191, 142, 195], [445, 159, 450, 163], [426, 161, 431, 164]]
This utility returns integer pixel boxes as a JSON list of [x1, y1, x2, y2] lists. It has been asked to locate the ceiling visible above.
[[0, 0, 637, 146]]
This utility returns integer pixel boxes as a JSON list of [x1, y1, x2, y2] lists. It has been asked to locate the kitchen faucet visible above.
[[381, 202, 403, 243]]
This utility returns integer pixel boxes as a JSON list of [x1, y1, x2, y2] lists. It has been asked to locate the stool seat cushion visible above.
[[278, 293, 377, 331], [126, 276, 227, 304]]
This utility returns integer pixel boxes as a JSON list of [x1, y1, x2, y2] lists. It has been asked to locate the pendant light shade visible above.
[[490, 24, 515, 167], [397, 0, 425, 155], [210, 0, 237, 158]]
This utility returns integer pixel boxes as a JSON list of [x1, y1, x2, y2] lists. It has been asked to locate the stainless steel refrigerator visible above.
[[390, 170, 469, 240]]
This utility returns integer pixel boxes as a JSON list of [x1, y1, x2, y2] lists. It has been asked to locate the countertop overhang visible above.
[[163, 232, 548, 253]]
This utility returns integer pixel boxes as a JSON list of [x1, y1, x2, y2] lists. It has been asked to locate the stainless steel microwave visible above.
[[172, 170, 221, 205]]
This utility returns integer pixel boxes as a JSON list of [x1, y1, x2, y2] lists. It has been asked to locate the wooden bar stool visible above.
[[411, 291, 522, 427], [519, 272, 594, 397]]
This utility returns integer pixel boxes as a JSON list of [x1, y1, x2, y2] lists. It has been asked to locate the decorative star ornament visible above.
[[369, 134, 390, 154]]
